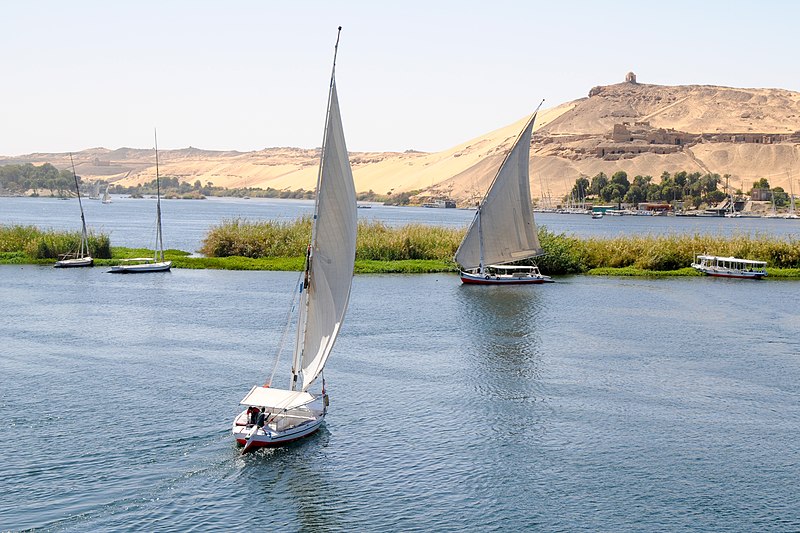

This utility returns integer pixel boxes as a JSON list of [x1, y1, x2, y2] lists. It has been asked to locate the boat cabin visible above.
[[460, 263, 553, 284], [691, 255, 767, 279]]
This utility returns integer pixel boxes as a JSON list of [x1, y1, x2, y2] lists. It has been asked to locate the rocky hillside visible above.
[[4, 75, 800, 202]]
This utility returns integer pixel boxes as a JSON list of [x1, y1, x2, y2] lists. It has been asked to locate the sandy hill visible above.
[[4, 75, 800, 202]]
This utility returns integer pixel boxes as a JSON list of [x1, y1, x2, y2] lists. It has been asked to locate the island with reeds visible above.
[[3, 221, 799, 277]]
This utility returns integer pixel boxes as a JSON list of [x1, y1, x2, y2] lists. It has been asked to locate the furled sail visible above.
[[297, 80, 357, 391], [454, 112, 542, 270]]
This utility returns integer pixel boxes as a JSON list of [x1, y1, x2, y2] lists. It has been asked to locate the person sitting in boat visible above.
[[247, 406, 260, 426], [256, 409, 268, 428]]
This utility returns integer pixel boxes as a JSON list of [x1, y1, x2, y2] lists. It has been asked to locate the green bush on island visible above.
[[200, 217, 313, 258], [0, 225, 111, 259], [201, 218, 463, 262], [355, 221, 461, 261]]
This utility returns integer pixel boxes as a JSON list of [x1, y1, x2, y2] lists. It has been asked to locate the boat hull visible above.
[[232, 411, 324, 449], [460, 271, 553, 285], [109, 261, 172, 273], [693, 267, 766, 279], [54, 257, 93, 268]]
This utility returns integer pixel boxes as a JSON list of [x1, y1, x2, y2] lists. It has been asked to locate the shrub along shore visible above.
[[3, 221, 800, 277]]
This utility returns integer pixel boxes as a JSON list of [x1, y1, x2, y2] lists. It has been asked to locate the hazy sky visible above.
[[2, 0, 798, 155]]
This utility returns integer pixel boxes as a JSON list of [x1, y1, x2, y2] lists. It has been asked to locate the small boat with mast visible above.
[[784, 172, 798, 219], [109, 132, 172, 273], [54, 154, 93, 268], [232, 27, 357, 452], [454, 102, 552, 285]]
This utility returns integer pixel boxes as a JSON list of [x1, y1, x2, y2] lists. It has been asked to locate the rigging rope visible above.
[[266, 270, 304, 387]]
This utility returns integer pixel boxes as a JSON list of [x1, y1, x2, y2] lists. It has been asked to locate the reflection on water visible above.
[[457, 283, 544, 381], [456, 284, 549, 449]]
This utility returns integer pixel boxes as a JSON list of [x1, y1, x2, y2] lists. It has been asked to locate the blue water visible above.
[[1, 196, 798, 254], [1, 266, 799, 531]]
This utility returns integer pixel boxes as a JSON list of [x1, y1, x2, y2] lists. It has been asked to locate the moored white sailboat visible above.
[[109, 132, 172, 273], [232, 27, 357, 452], [55, 154, 93, 268], [784, 173, 799, 219], [454, 103, 552, 285]]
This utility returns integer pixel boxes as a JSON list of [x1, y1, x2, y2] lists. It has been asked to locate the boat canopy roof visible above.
[[696, 255, 766, 266], [485, 264, 538, 270], [239, 386, 315, 410]]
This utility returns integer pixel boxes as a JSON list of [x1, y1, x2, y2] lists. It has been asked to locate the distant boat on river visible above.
[[232, 27, 357, 452], [454, 102, 552, 285], [691, 254, 767, 279], [54, 154, 93, 268], [109, 132, 171, 273]]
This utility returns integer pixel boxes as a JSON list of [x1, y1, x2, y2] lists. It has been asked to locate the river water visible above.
[[1, 197, 799, 531], [1, 196, 799, 254]]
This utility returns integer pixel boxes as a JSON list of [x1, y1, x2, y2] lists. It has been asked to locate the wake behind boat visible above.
[[55, 154, 93, 268], [454, 102, 552, 285], [232, 27, 357, 452], [109, 132, 171, 273]]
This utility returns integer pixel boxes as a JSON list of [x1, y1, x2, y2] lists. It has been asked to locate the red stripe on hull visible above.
[[461, 276, 547, 285], [705, 273, 765, 279]]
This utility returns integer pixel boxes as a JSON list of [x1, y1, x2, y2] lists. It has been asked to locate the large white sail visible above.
[[296, 80, 357, 391], [454, 112, 542, 270]]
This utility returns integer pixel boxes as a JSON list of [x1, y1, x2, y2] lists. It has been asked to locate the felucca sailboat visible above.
[[454, 103, 552, 284], [109, 132, 171, 273], [232, 27, 357, 451], [785, 173, 798, 219], [55, 154, 93, 268]]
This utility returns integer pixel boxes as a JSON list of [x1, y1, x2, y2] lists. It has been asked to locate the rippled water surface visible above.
[[1, 266, 799, 531]]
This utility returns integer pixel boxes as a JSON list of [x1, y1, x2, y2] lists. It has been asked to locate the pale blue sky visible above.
[[2, 0, 797, 155]]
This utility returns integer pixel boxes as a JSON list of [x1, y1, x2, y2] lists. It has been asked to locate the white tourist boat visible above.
[[691, 254, 767, 279], [55, 155, 93, 268], [454, 102, 552, 285], [232, 27, 357, 452], [102, 185, 112, 204], [109, 133, 171, 273]]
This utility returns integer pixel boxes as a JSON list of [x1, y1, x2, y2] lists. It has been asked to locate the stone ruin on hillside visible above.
[[594, 121, 800, 160], [589, 72, 638, 96]]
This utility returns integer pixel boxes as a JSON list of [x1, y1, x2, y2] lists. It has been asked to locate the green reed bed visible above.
[[355, 221, 462, 261], [6, 220, 799, 277], [577, 232, 800, 271], [0, 224, 111, 260], [201, 218, 463, 262], [200, 220, 800, 276], [200, 217, 313, 258]]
